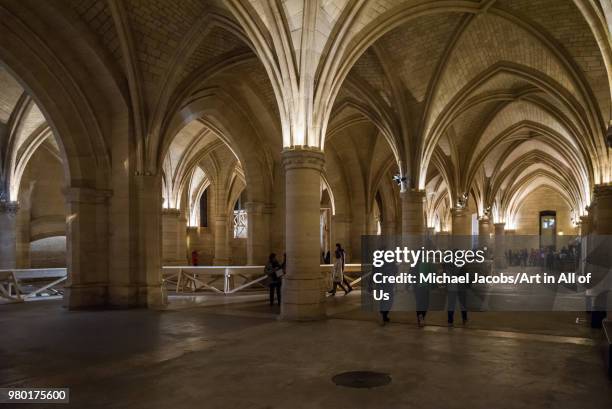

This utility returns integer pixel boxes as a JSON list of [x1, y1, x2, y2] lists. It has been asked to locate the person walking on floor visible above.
[[338, 244, 353, 292], [414, 240, 435, 327], [265, 253, 283, 306], [329, 243, 352, 295], [447, 262, 468, 326], [379, 261, 397, 325]]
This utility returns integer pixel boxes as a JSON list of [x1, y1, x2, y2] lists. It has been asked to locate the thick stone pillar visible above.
[[366, 213, 379, 235], [478, 216, 491, 249], [162, 208, 179, 263], [451, 207, 472, 236], [246, 201, 269, 265], [578, 214, 591, 289], [281, 148, 326, 321], [579, 215, 591, 237], [592, 184, 612, 321], [63, 187, 111, 309], [161, 208, 187, 265], [382, 220, 397, 236], [494, 222, 506, 269], [213, 215, 231, 265], [400, 190, 425, 234], [15, 196, 31, 268], [178, 213, 187, 264], [0, 201, 19, 269], [134, 175, 166, 308], [593, 184, 612, 234], [332, 214, 351, 258]]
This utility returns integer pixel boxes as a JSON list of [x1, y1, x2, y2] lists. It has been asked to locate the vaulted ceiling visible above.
[[1, 0, 611, 229]]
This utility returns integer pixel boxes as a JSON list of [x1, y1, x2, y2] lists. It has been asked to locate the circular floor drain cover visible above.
[[332, 371, 391, 389]]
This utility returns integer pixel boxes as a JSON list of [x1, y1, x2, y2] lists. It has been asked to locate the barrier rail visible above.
[[0, 264, 365, 302], [0, 268, 67, 302], [162, 264, 364, 294]]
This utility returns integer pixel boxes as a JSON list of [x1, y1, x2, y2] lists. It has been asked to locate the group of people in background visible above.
[[506, 244, 579, 270]]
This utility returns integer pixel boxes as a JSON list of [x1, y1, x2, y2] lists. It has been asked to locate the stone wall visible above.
[[187, 227, 214, 265], [230, 238, 247, 265], [515, 186, 578, 236]]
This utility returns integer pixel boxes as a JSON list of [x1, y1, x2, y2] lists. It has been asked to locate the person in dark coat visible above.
[[265, 253, 283, 306]]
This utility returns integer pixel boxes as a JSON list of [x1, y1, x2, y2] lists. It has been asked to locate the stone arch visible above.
[[421, 63, 603, 189], [160, 88, 273, 205]]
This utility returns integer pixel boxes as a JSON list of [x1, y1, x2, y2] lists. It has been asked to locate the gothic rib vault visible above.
[[0, 0, 611, 319]]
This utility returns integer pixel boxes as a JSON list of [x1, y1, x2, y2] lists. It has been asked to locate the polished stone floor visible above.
[[1, 296, 611, 409]]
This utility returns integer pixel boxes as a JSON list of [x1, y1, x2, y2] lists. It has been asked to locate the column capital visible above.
[[0, 200, 19, 214], [451, 206, 471, 217], [161, 208, 181, 216], [593, 183, 612, 200], [63, 187, 112, 204], [399, 189, 426, 202], [281, 148, 325, 172], [245, 201, 265, 214], [493, 222, 506, 229]]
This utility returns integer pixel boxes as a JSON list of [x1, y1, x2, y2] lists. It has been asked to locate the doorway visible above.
[[539, 210, 556, 250]]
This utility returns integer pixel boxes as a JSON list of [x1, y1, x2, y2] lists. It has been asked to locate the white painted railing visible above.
[[162, 266, 267, 294], [0, 268, 67, 302], [0, 264, 365, 302], [163, 263, 364, 294]]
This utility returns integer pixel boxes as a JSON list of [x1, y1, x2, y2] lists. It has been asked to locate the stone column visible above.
[[134, 175, 166, 308], [578, 214, 591, 298], [366, 213, 378, 235], [579, 215, 591, 237], [332, 214, 351, 257], [0, 201, 19, 269], [281, 148, 326, 321], [213, 215, 231, 265], [593, 184, 612, 234], [162, 208, 181, 264], [63, 187, 111, 309], [451, 207, 472, 236], [161, 208, 187, 265], [494, 222, 506, 269], [246, 201, 269, 265], [579, 214, 591, 275], [592, 184, 612, 321], [178, 212, 187, 264], [400, 190, 425, 235], [15, 195, 31, 268], [382, 220, 397, 236], [478, 216, 491, 249]]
